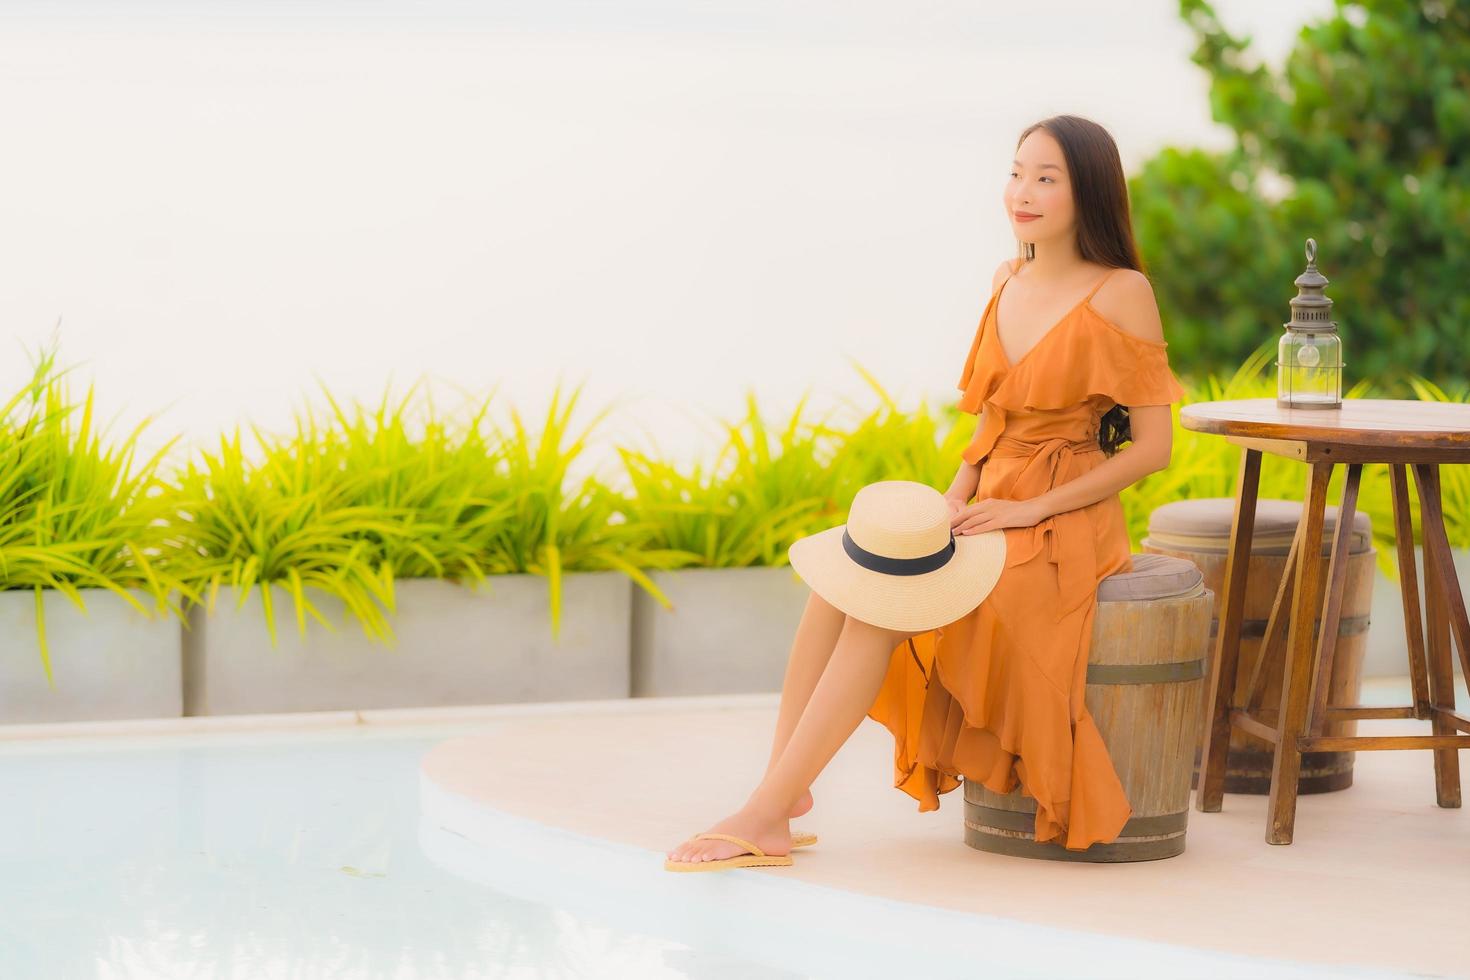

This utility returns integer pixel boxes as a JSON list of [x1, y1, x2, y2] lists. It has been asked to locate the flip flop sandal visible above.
[[663, 832, 794, 872], [792, 830, 818, 848]]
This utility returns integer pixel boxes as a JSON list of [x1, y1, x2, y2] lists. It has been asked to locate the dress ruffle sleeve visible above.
[[954, 292, 1008, 466], [957, 307, 1187, 466], [955, 289, 1001, 415], [1082, 321, 1189, 408]]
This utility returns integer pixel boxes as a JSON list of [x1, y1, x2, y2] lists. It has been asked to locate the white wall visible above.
[[0, 1, 1334, 481]]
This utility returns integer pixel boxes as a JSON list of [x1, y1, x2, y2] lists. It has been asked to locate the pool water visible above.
[[0, 721, 800, 980], [0, 704, 1433, 980]]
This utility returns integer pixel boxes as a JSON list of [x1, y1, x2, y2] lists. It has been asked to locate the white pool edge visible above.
[[0, 691, 784, 741], [0, 674, 1428, 743]]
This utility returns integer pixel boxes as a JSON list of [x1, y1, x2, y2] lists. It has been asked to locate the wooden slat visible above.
[[1230, 708, 1279, 745], [1429, 706, 1470, 734], [1309, 462, 1361, 736], [1390, 463, 1431, 717], [1415, 465, 1470, 684], [1244, 525, 1298, 713], [1224, 434, 1307, 460], [1306, 444, 1470, 464], [1321, 705, 1416, 721], [1267, 459, 1333, 844], [1197, 448, 1260, 814], [1413, 463, 1464, 807], [1300, 734, 1470, 752]]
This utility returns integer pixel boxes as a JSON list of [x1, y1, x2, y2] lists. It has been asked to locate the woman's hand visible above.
[[951, 495, 1046, 535]]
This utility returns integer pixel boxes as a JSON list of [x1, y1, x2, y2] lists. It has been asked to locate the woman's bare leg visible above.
[[766, 590, 848, 816], [667, 614, 912, 863]]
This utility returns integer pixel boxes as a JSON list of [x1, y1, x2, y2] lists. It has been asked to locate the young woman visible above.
[[665, 114, 1187, 871]]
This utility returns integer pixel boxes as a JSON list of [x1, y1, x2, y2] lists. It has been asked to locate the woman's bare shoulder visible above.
[[990, 258, 1019, 292], [1090, 269, 1165, 344]]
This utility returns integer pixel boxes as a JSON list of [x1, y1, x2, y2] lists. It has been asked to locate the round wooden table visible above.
[[1179, 398, 1470, 845]]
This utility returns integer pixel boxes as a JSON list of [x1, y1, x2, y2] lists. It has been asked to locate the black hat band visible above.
[[842, 528, 956, 576]]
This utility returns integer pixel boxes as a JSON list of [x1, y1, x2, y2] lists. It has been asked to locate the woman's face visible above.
[[1005, 129, 1074, 246]]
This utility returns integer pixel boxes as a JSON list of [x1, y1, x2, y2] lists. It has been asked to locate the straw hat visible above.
[[787, 480, 1007, 632]]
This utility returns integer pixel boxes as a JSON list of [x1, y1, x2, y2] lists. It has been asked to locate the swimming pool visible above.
[[0, 720, 800, 979], [0, 714, 1430, 979]]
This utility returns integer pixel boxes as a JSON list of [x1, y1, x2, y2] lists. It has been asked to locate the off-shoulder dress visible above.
[[865, 259, 1188, 850]]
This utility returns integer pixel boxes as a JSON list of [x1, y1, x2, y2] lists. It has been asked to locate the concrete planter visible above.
[[0, 587, 181, 724], [183, 572, 632, 716], [1363, 544, 1468, 679], [631, 565, 810, 696]]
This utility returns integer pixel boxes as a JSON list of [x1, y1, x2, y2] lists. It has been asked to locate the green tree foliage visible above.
[[1132, 0, 1469, 384]]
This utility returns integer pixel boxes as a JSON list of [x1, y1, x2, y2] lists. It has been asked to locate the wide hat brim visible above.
[[787, 524, 1006, 632]]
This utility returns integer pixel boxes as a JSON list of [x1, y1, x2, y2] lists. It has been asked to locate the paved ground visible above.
[[421, 675, 1470, 978]]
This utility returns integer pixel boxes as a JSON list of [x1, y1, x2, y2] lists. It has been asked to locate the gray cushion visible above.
[[1143, 497, 1371, 556], [1097, 552, 1204, 602]]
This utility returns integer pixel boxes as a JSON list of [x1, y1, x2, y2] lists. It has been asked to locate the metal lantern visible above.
[[1276, 237, 1343, 409]]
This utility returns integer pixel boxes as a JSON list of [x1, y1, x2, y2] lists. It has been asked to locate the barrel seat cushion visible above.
[[1097, 552, 1203, 603], [1144, 497, 1371, 555]]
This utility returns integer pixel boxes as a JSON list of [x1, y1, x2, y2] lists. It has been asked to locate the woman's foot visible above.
[[666, 805, 793, 865], [789, 787, 813, 819]]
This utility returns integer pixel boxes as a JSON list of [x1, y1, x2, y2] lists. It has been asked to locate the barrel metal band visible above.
[[1209, 613, 1371, 638], [965, 802, 1189, 838], [1086, 657, 1206, 685]]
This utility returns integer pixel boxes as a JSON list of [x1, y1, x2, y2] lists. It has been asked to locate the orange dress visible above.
[[865, 261, 1188, 850]]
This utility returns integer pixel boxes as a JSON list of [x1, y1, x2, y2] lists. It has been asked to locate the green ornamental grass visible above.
[[616, 391, 840, 569], [819, 360, 977, 503], [9, 337, 1470, 677], [169, 402, 420, 646], [481, 382, 676, 636], [0, 343, 191, 685], [167, 379, 678, 645]]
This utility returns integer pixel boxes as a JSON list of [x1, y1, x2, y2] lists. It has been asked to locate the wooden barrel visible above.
[[1142, 497, 1375, 794], [963, 554, 1213, 862]]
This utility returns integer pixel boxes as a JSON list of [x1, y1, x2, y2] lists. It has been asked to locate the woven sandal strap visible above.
[[693, 832, 765, 856]]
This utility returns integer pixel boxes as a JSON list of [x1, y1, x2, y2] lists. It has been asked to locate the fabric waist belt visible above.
[[989, 435, 1101, 458], [986, 434, 1105, 623]]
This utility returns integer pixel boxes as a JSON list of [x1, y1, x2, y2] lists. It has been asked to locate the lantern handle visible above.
[[1305, 237, 1316, 266]]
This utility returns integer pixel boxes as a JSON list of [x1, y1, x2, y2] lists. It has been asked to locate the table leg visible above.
[[1413, 463, 1464, 808], [1308, 462, 1361, 736], [1415, 464, 1470, 684], [1266, 458, 1333, 845], [1390, 464, 1431, 717], [1197, 447, 1261, 813]]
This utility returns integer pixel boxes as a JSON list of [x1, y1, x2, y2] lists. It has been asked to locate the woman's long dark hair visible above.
[[1012, 115, 1145, 457]]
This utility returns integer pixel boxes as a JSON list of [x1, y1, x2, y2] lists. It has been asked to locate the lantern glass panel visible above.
[[1277, 330, 1342, 407]]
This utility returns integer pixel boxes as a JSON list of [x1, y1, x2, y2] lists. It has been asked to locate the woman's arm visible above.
[[945, 455, 983, 508], [1026, 403, 1170, 520]]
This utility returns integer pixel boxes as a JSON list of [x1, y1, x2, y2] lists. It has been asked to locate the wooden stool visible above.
[[1142, 497, 1375, 794], [963, 553, 1213, 862]]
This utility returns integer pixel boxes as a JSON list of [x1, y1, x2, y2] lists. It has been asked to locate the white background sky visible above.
[[0, 1, 1334, 483]]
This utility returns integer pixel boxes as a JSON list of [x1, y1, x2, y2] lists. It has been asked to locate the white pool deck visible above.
[[5, 674, 1467, 979]]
